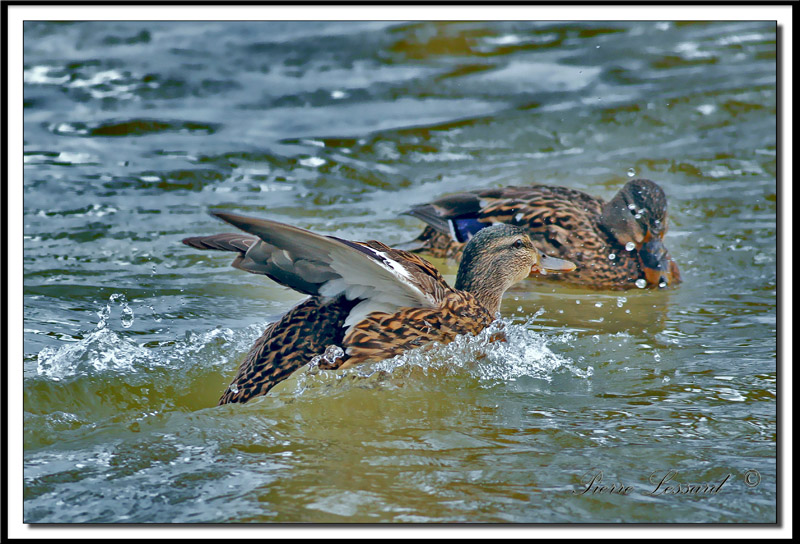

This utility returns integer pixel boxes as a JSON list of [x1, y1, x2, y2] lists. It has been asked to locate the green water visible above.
[[23, 20, 776, 523]]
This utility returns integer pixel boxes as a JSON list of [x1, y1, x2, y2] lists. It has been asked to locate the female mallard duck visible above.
[[402, 178, 681, 290], [183, 212, 575, 405]]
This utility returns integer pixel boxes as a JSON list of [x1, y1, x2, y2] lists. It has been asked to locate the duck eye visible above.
[[512, 239, 525, 249]]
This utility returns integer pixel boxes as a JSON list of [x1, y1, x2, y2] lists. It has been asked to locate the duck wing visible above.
[[403, 192, 484, 238], [403, 186, 572, 243], [184, 212, 450, 329], [474, 186, 606, 257], [405, 185, 607, 255], [182, 232, 264, 274]]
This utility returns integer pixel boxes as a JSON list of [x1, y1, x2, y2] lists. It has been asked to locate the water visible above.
[[22, 21, 777, 523]]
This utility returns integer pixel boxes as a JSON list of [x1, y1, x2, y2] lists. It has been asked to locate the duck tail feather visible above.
[[182, 233, 257, 254], [402, 204, 452, 234]]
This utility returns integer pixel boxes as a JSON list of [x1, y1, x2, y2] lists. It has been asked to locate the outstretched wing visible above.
[[182, 232, 264, 275], [183, 212, 450, 331]]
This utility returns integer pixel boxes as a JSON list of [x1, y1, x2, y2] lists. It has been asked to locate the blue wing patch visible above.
[[448, 218, 488, 243]]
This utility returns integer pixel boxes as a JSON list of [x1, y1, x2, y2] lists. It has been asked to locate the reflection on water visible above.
[[23, 20, 776, 523]]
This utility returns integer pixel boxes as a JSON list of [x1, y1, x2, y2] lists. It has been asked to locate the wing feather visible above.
[[210, 212, 443, 315]]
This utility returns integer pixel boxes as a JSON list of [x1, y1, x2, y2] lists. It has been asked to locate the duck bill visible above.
[[639, 235, 681, 287], [531, 253, 577, 276]]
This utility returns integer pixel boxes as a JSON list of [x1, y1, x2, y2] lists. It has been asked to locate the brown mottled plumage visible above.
[[182, 213, 575, 405], [402, 179, 681, 290]]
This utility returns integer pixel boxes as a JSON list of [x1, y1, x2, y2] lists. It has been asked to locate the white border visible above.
[[4, 4, 796, 21], [6, 3, 792, 540]]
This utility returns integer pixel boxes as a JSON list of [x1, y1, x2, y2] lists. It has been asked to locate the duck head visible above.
[[600, 179, 681, 288], [454, 224, 576, 314]]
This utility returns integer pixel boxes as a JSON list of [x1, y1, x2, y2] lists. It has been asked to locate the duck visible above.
[[401, 178, 681, 290], [182, 212, 576, 405]]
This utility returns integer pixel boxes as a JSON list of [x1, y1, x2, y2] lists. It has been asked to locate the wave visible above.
[[30, 298, 588, 416]]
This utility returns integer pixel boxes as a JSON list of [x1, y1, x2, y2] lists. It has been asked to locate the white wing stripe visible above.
[[329, 245, 436, 306]]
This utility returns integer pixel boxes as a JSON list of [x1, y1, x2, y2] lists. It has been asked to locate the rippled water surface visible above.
[[22, 20, 777, 524]]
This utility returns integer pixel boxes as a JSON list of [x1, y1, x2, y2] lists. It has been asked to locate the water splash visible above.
[[35, 306, 265, 384], [291, 316, 589, 396], [36, 328, 151, 380], [309, 345, 345, 369], [121, 305, 134, 329], [97, 293, 134, 330]]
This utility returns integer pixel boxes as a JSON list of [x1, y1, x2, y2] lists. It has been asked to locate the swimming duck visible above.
[[402, 179, 681, 290], [183, 212, 576, 404]]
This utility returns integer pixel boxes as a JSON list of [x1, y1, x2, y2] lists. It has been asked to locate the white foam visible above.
[[291, 316, 590, 397]]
